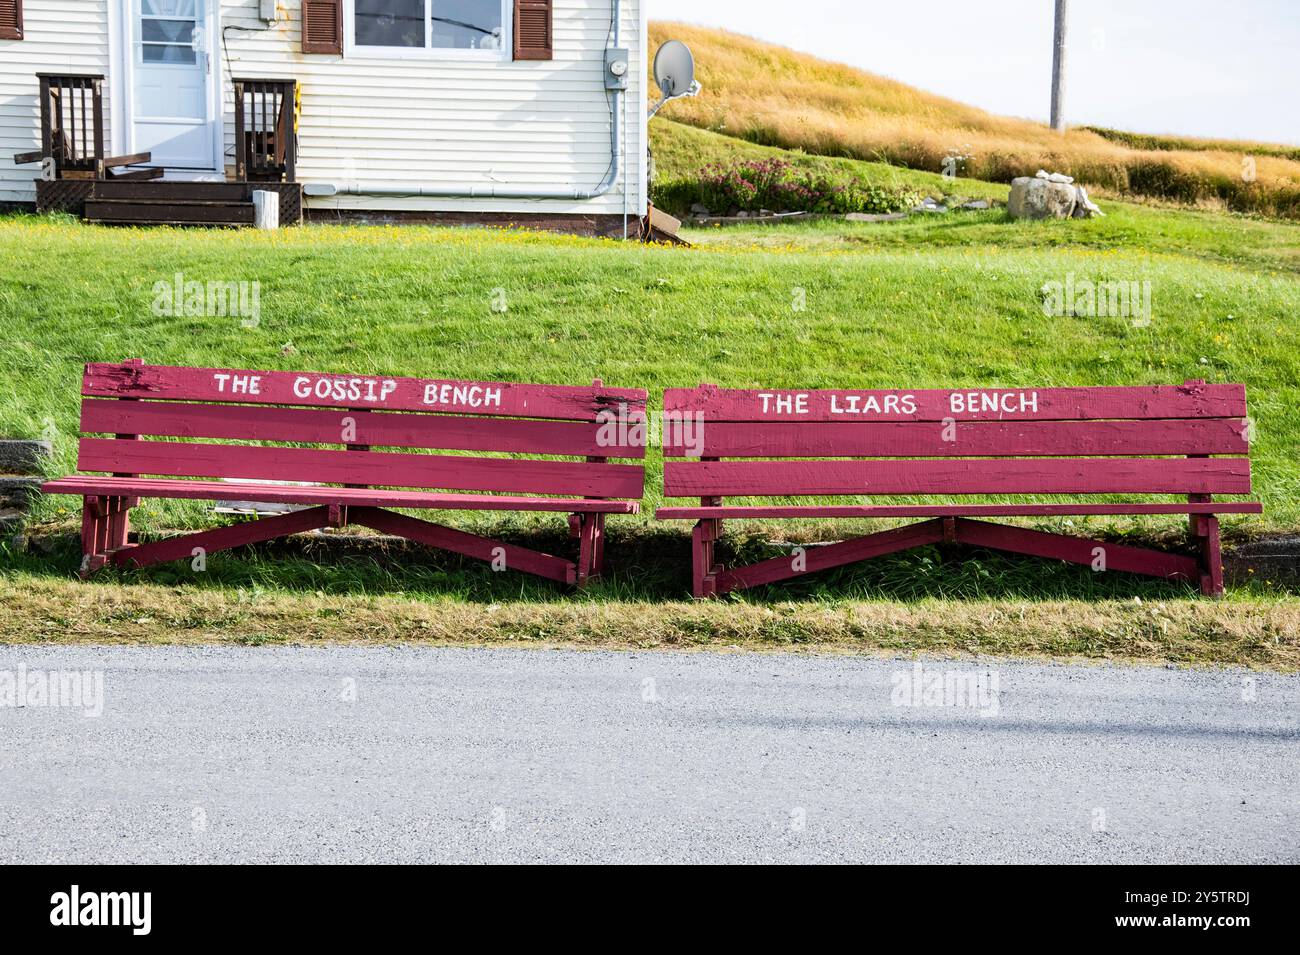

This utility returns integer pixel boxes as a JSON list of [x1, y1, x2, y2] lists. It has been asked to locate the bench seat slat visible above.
[[664, 418, 1248, 458], [80, 399, 645, 459], [42, 477, 639, 514], [655, 502, 1263, 519], [664, 457, 1251, 497], [665, 383, 1247, 422], [77, 439, 645, 499], [84, 363, 647, 421]]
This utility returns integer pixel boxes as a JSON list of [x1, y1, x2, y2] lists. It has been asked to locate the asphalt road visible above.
[[1, 645, 1296, 864]]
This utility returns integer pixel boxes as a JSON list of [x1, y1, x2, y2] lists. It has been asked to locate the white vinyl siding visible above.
[[222, 0, 644, 215], [0, 0, 112, 203], [1, 0, 646, 216]]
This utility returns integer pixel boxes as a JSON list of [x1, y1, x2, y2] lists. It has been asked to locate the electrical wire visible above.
[[221, 24, 265, 162], [595, 0, 617, 195]]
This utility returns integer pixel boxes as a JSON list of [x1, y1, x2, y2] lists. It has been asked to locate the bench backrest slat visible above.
[[81, 399, 639, 459], [664, 418, 1249, 458], [85, 363, 645, 420], [669, 458, 1251, 497], [664, 383, 1246, 422], [78, 362, 647, 501], [78, 439, 645, 498], [663, 382, 1251, 501]]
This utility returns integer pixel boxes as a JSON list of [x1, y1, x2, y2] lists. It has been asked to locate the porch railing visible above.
[[36, 73, 104, 177], [234, 78, 297, 183], [13, 74, 153, 180]]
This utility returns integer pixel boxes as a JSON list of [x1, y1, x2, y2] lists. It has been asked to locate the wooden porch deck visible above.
[[36, 179, 303, 227], [18, 74, 301, 227]]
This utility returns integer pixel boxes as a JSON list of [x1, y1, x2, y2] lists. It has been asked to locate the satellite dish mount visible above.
[[649, 40, 702, 118]]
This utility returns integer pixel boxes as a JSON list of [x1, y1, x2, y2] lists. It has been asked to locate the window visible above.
[[353, 0, 507, 55]]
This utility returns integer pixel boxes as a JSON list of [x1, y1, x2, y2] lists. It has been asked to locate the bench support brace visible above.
[[350, 507, 580, 585], [695, 516, 1220, 599], [109, 505, 333, 573], [77, 498, 604, 588]]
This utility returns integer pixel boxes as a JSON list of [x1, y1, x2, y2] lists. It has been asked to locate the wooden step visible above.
[[107, 166, 165, 182], [91, 181, 253, 202], [85, 198, 255, 226]]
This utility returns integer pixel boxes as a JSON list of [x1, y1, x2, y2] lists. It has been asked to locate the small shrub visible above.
[[662, 157, 921, 216], [1126, 159, 1205, 205]]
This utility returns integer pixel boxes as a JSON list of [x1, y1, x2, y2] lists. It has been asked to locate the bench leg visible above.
[[79, 495, 109, 577], [79, 495, 141, 576], [1191, 514, 1224, 598], [691, 518, 720, 599], [106, 495, 135, 553], [575, 513, 598, 588], [576, 512, 606, 584], [592, 513, 606, 580], [570, 512, 607, 585]]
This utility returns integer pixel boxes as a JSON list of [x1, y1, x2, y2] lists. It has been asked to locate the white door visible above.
[[131, 0, 214, 170]]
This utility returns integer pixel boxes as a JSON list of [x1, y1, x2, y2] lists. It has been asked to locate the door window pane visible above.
[[356, 0, 425, 47], [142, 0, 197, 16], [139, 0, 200, 65], [142, 44, 197, 64], [142, 19, 195, 43]]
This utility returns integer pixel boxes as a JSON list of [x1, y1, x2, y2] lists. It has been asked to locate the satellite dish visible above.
[[653, 40, 696, 98]]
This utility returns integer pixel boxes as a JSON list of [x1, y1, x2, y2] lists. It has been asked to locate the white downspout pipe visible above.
[[304, 0, 625, 207]]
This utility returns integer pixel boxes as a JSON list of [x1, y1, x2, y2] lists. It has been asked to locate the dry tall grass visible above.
[[649, 22, 1300, 217], [4, 576, 1297, 668]]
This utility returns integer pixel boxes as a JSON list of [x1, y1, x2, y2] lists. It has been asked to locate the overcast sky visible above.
[[650, 0, 1300, 145]]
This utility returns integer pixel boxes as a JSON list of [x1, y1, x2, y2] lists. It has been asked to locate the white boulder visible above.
[[1007, 176, 1078, 219]]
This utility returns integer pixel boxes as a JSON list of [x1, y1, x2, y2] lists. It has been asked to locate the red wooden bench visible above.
[[43, 361, 647, 586], [656, 381, 1260, 598]]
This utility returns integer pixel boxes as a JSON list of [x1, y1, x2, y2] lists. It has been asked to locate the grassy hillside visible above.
[[648, 22, 1300, 218], [652, 121, 1300, 276]]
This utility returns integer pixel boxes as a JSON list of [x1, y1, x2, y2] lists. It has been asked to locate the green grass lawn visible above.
[[2, 189, 1298, 661]]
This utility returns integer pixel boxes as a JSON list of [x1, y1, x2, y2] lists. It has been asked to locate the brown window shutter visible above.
[[514, 0, 552, 60], [0, 0, 23, 41], [301, 0, 342, 54]]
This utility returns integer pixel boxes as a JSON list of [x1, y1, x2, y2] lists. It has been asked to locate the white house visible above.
[[0, 1, 649, 234]]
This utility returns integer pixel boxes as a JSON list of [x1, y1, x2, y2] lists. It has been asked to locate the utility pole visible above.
[[1050, 0, 1068, 131]]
